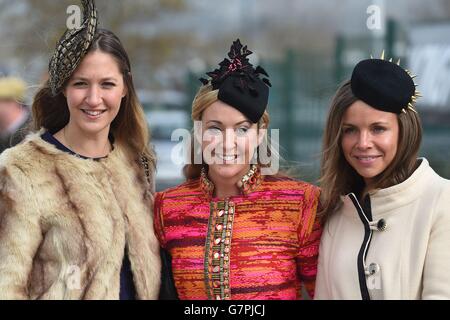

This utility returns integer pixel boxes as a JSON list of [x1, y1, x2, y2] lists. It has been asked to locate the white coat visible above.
[[315, 158, 450, 300]]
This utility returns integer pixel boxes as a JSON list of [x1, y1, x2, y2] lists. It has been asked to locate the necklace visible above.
[[63, 126, 110, 158]]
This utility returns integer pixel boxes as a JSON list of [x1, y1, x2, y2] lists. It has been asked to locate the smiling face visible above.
[[63, 50, 127, 137], [341, 100, 399, 189], [200, 100, 263, 181]]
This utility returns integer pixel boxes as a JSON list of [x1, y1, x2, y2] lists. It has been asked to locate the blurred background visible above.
[[0, 0, 449, 191]]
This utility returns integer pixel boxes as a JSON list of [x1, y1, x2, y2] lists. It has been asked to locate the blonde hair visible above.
[[184, 84, 271, 180], [32, 29, 155, 168], [319, 80, 422, 222]]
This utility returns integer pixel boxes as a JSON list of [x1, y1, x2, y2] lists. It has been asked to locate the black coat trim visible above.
[[348, 193, 373, 300]]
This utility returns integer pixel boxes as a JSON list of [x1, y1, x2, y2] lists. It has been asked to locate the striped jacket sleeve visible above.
[[296, 185, 322, 299]]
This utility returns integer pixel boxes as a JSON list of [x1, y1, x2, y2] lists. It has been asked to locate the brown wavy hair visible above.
[[319, 80, 422, 222], [32, 29, 155, 169]]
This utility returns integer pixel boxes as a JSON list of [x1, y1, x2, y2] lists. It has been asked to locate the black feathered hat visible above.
[[199, 39, 271, 123], [350, 51, 421, 114]]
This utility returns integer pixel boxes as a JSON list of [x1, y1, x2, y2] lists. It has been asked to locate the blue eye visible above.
[[372, 126, 386, 133], [206, 126, 221, 135], [236, 127, 249, 135]]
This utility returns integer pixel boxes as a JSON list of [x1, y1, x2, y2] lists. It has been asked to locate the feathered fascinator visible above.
[[48, 0, 98, 96], [351, 50, 421, 114], [200, 39, 272, 123]]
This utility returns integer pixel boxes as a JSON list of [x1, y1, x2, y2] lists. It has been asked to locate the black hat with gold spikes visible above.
[[350, 50, 421, 114], [48, 0, 98, 96]]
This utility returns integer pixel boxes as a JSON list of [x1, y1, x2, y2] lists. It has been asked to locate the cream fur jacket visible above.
[[0, 131, 161, 299]]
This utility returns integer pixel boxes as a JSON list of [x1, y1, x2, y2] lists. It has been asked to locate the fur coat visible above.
[[0, 131, 161, 299]]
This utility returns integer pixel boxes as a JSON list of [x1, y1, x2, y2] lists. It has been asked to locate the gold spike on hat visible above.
[[376, 50, 421, 114]]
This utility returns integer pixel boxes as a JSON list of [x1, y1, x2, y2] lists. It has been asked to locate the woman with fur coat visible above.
[[0, 0, 160, 299]]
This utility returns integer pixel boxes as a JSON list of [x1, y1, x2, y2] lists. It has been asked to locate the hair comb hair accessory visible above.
[[199, 39, 271, 123], [48, 0, 98, 96], [351, 50, 420, 115]]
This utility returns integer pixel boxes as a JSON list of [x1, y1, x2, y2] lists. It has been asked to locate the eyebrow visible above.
[[342, 121, 389, 126], [71, 76, 119, 82], [206, 120, 251, 126]]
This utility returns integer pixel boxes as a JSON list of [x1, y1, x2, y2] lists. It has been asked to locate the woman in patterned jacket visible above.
[[155, 39, 322, 300]]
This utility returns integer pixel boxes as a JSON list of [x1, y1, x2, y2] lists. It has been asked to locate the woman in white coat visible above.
[[315, 55, 450, 299]]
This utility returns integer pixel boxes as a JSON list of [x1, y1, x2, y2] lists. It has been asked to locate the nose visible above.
[[85, 85, 102, 107], [356, 130, 373, 149], [222, 128, 237, 153]]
